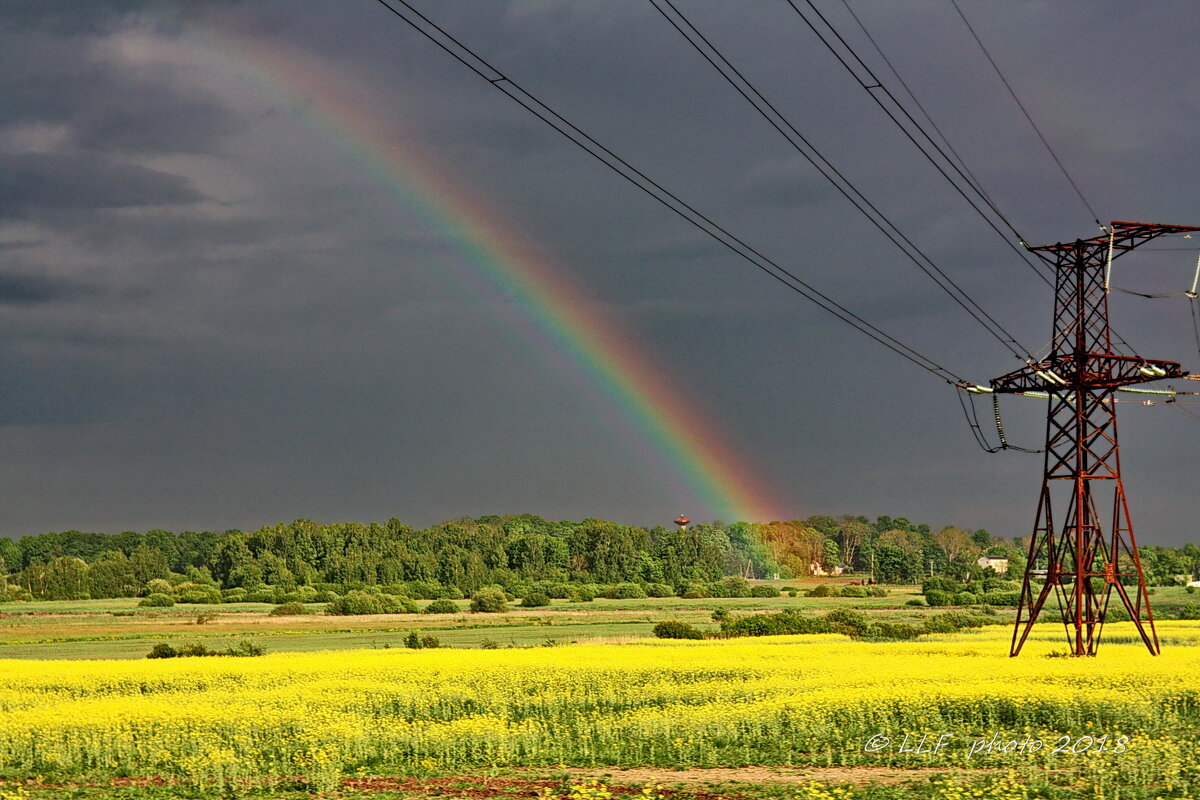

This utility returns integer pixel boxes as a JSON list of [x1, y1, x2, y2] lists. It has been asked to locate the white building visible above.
[[977, 555, 1009, 574]]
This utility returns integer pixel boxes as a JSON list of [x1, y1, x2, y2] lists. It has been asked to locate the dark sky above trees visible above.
[[1, 1, 1198, 543]]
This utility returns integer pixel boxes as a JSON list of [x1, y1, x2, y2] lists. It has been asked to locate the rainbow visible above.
[[181, 14, 787, 522]]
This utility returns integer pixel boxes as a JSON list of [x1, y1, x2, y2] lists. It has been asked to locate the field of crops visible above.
[[1, 622, 1198, 797]]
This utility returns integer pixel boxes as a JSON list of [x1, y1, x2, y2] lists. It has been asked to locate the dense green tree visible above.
[[87, 551, 139, 598], [3, 512, 1196, 599], [40, 556, 90, 600]]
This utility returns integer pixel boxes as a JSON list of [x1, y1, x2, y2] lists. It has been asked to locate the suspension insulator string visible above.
[[992, 393, 1008, 450], [1104, 225, 1115, 294]]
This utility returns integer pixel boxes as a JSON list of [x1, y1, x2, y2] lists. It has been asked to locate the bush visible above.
[[709, 577, 752, 598], [681, 589, 706, 599], [905, 598, 927, 607], [480, 638, 500, 649], [381, 594, 421, 614], [652, 621, 705, 640], [421, 635, 441, 649], [404, 631, 423, 649], [423, 599, 459, 614], [678, 583, 708, 599], [869, 622, 924, 641], [545, 584, 574, 599], [139, 593, 175, 608], [145, 640, 264, 659], [1178, 602, 1200, 620], [146, 578, 173, 595], [983, 591, 1021, 607], [645, 583, 675, 598], [470, 588, 509, 613], [0, 585, 33, 603], [866, 586, 888, 598], [327, 590, 385, 616], [405, 581, 442, 600], [520, 592, 551, 608], [1187, 585, 1197, 595], [750, 584, 782, 598], [923, 611, 986, 634], [787, 591, 798, 598], [924, 590, 952, 607], [839, 585, 867, 598], [568, 586, 596, 603], [177, 588, 222, 604], [720, 609, 833, 637], [146, 643, 178, 658], [599, 583, 648, 600], [825, 608, 870, 638], [807, 584, 839, 598], [282, 586, 319, 604], [921, 577, 963, 596], [953, 592, 978, 606], [269, 602, 314, 617], [224, 641, 265, 657]]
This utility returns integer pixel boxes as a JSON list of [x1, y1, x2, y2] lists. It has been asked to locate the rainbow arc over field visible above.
[[187, 19, 786, 522]]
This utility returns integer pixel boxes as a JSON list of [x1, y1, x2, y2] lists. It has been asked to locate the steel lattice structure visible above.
[[992, 221, 1200, 657]]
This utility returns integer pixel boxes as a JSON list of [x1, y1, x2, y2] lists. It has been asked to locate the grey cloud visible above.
[[0, 153, 204, 218], [0, 0, 1197, 544], [0, 272, 92, 305]]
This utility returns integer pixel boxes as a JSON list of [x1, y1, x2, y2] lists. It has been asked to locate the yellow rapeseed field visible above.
[[0, 622, 1198, 793]]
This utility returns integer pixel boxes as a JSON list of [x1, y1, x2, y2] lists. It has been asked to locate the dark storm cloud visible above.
[[0, 153, 204, 218], [739, 158, 833, 208], [0, 0, 1196, 545], [0, 1, 133, 34], [0, 272, 92, 305], [0, 20, 239, 156]]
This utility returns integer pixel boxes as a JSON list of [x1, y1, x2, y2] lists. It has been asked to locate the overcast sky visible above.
[[1, 0, 1198, 544]]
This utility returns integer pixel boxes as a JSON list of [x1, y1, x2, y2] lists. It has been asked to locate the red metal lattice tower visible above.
[[992, 221, 1199, 657]]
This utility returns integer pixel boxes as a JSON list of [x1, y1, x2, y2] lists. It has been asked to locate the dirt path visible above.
[[550, 766, 994, 786]]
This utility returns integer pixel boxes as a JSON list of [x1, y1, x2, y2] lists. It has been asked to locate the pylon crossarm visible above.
[[991, 355, 1184, 394]]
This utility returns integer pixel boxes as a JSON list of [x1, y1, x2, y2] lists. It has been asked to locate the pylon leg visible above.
[[1011, 486, 1055, 657]]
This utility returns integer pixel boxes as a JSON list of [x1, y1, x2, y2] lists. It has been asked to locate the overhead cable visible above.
[[370, 0, 968, 385], [649, 0, 1034, 363], [783, 0, 1052, 289], [948, 0, 1103, 228], [784, 0, 1147, 359]]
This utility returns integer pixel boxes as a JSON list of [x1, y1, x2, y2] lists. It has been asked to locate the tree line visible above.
[[0, 513, 1196, 601]]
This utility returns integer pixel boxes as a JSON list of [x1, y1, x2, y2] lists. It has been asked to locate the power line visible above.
[[370, 0, 969, 385], [784, 0, 1146, 360], [648, 0, 1034, 363], [948, 0, 1103, 228], [839, 0, 994, 208], [783, 0, 1052, 290]]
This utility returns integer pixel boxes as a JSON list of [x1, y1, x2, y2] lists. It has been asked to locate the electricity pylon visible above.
[[992, 221, 1200, 657]]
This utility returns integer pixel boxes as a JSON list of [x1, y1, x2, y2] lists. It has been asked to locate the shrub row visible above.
[[806, 584, 887, 598], [714, 608, 990, 641], [146, 640, 265, 659]]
